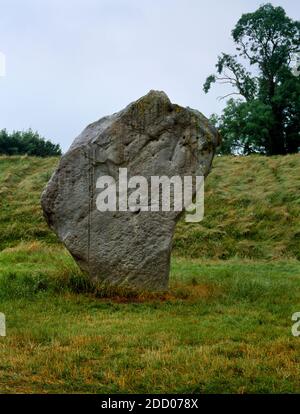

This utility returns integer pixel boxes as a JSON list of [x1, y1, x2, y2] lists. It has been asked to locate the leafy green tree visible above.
[[204, 3, 300, 155], [0, 129, 61, 156]]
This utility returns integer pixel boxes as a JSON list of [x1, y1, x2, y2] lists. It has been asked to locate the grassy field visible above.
[[0, 154, 299, 393]]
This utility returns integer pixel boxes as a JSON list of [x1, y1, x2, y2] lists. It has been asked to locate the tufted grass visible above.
[[0, 154, 299, 393], [0, 154, 299, 260], [0, 243, 299, 393], [175, 154, 300, 260]]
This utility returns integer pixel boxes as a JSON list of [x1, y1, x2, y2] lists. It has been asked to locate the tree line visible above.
[[0, 129, 61, 156], [1, 4, 298, 158]]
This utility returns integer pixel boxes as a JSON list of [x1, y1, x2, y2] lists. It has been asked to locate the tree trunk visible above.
[[269, 107, 286, 155]]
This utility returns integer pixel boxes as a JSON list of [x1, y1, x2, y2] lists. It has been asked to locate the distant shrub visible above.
[[0, 129, 61, 156]]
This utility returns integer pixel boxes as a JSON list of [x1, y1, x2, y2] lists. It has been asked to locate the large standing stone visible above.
[[41, 91, 220, 291]]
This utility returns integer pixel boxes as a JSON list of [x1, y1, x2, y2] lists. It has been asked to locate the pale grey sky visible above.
[[0, 0, 299, 151]]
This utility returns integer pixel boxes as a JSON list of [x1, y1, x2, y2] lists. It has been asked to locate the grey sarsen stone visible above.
[[41, 91, 220, 291]]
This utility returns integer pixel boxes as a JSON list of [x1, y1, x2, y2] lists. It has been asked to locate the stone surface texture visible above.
[[41, 90, 220, 291]]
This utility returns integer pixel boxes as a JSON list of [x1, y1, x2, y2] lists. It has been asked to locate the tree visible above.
[[0, 129, 62, 156], [204, 3, 300, 155]]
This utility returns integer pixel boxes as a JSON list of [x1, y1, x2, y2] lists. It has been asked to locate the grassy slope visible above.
[[175, 154, 300, 260], [0, 154, 299, 259], [0, 154, 299, 393]]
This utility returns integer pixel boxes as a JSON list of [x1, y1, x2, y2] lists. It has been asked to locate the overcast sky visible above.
[[0, 0, 298, 151]]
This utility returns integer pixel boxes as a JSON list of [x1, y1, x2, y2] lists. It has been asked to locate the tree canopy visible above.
[[204, 3, 300, 155], [0, 129, 62, 157]]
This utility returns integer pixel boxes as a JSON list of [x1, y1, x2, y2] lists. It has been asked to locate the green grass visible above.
[[0, 154, 299, 393], [0, 156, 58, 250], [0, 243, 299, 393], [0, 154, 299, 259], [175, 154, 300, 260]]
